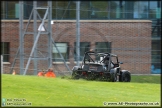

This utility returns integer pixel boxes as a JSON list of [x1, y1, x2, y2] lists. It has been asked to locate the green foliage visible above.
[[2, 74, 161, 107]]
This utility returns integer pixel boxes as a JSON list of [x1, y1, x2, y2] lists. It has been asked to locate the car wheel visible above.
[[121, 71, 131, 82]]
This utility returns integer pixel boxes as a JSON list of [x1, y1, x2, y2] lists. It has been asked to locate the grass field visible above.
[[1, 74, 161, 107]]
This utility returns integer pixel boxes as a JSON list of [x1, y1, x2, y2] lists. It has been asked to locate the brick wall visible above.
[[1, 20, 152, 75]]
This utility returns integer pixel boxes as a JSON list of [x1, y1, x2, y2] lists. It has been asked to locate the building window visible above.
[[109, 1, 126, 19], [90, 1, 108, 19], [124, 1, 134, 19], [151, 40, 161, 74], [152, 19, 161, 38], [1, 42, 10, 62], [52, 43, 69, 62], [74, 42, 90, 61], [133, 1, 149, 19], [2, 1, 161, 20], [24, 1, 33, 19], [1, 1, 6, 19], [95, 42, 111, 61], [80, 1, 90, 19], [52, 1, 76, 20], [5, 1, 19, 19], [149, 1, 157, 19], [95, 42, 111, 53]]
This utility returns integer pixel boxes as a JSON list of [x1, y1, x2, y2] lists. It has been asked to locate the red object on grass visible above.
[[37, 72, 44, 76], [38, 68, 56, 78], [45, 72, 56, 78]]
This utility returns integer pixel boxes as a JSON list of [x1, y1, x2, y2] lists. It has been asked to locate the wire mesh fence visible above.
[[1, 21, 161, 75], [1, 1, 161, 76], [1, 44, 160, 76]]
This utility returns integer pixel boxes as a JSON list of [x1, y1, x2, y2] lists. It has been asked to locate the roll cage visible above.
[[82, 51, 120, 71]]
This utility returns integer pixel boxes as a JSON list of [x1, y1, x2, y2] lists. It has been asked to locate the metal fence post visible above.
[[1, 55, 3, 74]]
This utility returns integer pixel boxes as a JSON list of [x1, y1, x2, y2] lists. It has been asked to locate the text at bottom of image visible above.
[[2, 98, 32, 106], [103, 102, 160, 106]]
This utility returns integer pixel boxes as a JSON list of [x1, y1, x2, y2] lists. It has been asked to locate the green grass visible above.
[[131, 75, 161, 84], [1, 74, 161, 107]]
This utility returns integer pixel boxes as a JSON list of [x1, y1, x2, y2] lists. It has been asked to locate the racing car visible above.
[[72, 51, 131, 82]]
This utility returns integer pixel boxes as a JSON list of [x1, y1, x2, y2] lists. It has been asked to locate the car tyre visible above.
[[120, 71, 131, 82]]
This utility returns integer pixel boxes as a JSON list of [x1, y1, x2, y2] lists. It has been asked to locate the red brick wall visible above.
[[1, 20, 152, 75]]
